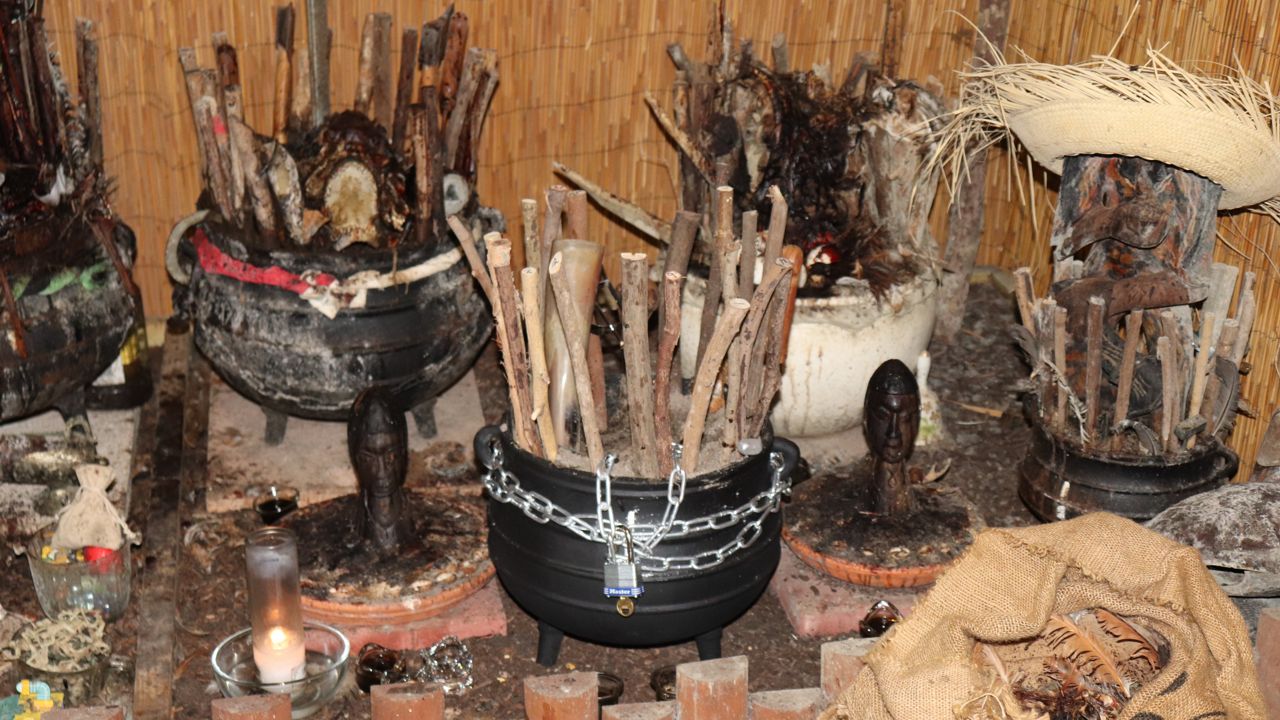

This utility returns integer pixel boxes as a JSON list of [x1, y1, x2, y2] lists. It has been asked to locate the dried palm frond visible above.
[[927, 44, 1280, 221]]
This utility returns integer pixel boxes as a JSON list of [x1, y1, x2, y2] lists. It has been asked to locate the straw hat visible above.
[[932, 49, 1280, 215]]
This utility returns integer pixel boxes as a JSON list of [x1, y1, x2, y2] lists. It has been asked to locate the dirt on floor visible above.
[[0, 281, 1039, 718]]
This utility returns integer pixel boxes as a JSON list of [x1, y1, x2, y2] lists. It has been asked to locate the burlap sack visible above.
[[821, 513, 1264, 720], [51, 464, 137, 551]]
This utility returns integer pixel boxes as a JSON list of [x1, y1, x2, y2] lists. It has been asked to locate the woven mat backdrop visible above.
[[37, 0, 1280, 476]]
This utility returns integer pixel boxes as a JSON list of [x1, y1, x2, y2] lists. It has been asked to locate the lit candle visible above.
[[245, 527, 307, 685]]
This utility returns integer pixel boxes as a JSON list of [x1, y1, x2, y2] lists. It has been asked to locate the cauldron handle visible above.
[[1211, 442, 1239, 480], [474, 424, 504, 470], [165, 209, 210, 285], [771, 437, 801, 483]]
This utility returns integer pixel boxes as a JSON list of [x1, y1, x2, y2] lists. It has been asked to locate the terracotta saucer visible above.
[[783, 465, 983, 589]]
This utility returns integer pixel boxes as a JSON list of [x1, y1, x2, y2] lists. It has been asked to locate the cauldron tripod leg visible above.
[[262, 406, 288, 446], [411, 397, 438, 439], [695, 627, 723, 660], [535, 621, 565, 667], [54, 390, 95, 443]]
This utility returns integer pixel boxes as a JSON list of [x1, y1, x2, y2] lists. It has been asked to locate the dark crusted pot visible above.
[[1018, 418, 1237, 522], [182, 221, 490, 422], [475, 424, 800, 664], [1, 225, 136, 423]]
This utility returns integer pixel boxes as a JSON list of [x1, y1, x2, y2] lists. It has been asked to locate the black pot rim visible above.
[[476, 422, 788, 493]]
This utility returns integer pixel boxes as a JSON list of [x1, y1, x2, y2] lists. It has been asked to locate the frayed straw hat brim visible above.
[[1007, 99, 1280, 210]]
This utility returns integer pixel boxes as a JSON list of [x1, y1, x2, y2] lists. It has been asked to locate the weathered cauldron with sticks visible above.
[[932, 51, 1276, 520], [0, 5, 139, 433], [556, 14, 946, 437], [167, 5, 499, 441], [459, 184, 801, 664]]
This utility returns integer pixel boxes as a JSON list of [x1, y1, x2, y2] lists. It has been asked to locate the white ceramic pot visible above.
[[680, 270, 939, 437]]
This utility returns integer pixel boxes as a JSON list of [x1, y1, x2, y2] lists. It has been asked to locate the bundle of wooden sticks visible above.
[[177, 4, 496, 248], [1015, 262, 1256, 457], [451, 184, 801, 478]]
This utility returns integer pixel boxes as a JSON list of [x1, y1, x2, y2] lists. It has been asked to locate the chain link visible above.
[[483, 440, 790, 573]]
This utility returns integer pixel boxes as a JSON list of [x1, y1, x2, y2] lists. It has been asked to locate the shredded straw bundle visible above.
[[930, 46, 1280, 218]]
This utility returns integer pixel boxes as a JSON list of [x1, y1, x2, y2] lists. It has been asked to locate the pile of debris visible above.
[[557, 6, 945, 299]]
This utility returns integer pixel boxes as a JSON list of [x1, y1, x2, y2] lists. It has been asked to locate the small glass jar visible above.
[[26, 530, 131, 622], [245, 527, 306, 685]]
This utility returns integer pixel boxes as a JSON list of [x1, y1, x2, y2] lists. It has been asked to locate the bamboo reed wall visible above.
[[35, 0, 1280, 475]]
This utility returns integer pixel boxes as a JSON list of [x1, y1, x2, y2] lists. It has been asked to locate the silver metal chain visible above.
[[483, 442, 790, 573]]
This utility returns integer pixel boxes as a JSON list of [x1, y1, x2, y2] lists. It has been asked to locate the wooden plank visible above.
[[132, 334, 211, 719]]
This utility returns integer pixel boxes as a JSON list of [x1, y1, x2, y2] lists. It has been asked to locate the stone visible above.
[[601, 701, 676, 720], [42, 709, 126, 720]]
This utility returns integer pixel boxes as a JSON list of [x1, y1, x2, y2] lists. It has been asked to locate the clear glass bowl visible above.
[[26, 532, 131, 622], [17, 653, 109, 706], [211, 623, 350, 719]]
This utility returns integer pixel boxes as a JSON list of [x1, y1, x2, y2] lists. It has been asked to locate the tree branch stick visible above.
[[763, 186, 788, 274], [655, 271, 684, 477], [1230, 271, 1256, 365], [1112, 309, 1143, 433], [738, 210, 758, 300], [225, 85, 276, 234], [522, 267, 558, 462], [621, 253, 660, 477], [1053, 305, 1067, 431], [682, 298, 750, 474], [1084, 297, 1104, 444], [565, 189, 589, 240], [447, 214, 495, 304], [553, 162, 672, 242], [738, 258, 792, 435], [272, 4, 295, 143], [391, 27, 419, 152], [1013, 267, 1036, 332], [644, 90, 716, 183], [549, 253, 606, 469], [1157, 335, 1176, 452], [486, 234, 541, 457], [1186, 311, 1215, 450]]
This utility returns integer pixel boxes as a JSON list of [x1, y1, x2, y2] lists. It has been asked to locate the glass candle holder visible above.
[[245, 527, 306, 684]]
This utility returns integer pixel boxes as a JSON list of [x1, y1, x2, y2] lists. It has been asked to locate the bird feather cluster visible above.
[[955, 607, 1167, 720]]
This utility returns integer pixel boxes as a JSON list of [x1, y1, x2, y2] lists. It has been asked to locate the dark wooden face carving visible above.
[[863, 359, 920, 465]]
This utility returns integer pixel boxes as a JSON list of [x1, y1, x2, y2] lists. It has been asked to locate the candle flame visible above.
[[269, 626, 289, 650]]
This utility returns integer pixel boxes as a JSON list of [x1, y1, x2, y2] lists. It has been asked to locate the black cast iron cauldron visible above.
[[1018, 419, 1237, 522], [1, 225, 137, 424], [172, 220, 490, 440], [475, 424, 800, 665]]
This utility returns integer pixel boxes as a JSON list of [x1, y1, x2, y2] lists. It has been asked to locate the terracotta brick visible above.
[[210, 694, 291, 720], [820, 637, 878, 701], [371, 681, 445, 719], [601, 701, 676, 720], [42, 708, 125, 720], [676, 656, 749, 720], [1258, 606, 1279, 719], [524, 670, 597, 720], [748, 688, 825, 719], [770, 547, 919, 639]]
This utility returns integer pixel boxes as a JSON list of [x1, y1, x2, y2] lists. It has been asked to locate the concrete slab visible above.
[[769, 544, 921, 639], [205, 370, 486, 514]]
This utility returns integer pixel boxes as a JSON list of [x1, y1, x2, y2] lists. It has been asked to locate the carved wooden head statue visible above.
[[348, 387, 412, 551], [864, 359, 920, 465]]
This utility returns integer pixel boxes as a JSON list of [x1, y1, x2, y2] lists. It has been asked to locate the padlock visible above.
[[602, 525, 644, 598]]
